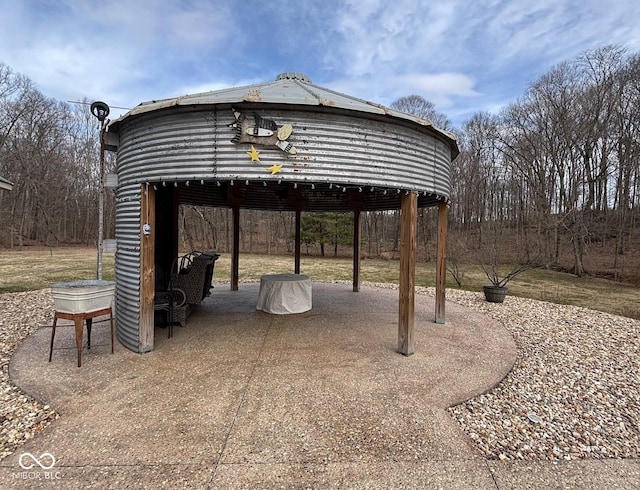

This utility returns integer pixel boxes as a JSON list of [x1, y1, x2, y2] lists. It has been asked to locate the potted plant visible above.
[[480, 219, 533, 303], [481, 263, 529, 303]]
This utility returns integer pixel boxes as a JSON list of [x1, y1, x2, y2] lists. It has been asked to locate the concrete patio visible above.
[[1, 283, 637, 488]]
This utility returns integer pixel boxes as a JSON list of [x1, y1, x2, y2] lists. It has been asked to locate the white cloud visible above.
[[326, 0, 459, 78], [395, 73, 480, 106], [2, 0, 640, 128], [0, 0, 235, 107]]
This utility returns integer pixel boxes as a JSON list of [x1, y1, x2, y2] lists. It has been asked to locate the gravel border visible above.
[[1, 285, 638, 462], [439, 287, 640, 461], [0, 290, 58, 460]]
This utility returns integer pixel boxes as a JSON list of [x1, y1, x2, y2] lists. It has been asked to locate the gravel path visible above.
[[0, 286, 638, 462]]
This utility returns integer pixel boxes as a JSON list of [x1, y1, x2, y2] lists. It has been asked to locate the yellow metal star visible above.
[[267, 164, 283, 174], [247, 145, 260, 161]]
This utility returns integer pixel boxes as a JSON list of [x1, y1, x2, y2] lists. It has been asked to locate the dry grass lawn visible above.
[[1, 247, 638, 319]]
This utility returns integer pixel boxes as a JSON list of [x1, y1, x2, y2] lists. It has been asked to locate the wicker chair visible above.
[[169, 251, 220, 326]]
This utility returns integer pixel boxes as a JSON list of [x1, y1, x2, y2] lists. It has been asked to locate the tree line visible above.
[[1, 45, 639, 282], [450, 45, 640, 277], [0, 63, 115, 247]]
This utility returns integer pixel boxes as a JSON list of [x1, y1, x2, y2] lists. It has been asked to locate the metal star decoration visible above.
[[247, 145, 260, 161], [267, 164, 283, 174]]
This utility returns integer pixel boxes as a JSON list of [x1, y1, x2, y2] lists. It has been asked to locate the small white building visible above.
[[0, 176, 13, 191]]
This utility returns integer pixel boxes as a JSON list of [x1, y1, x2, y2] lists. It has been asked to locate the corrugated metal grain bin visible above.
[[107, 73, 458, 353]]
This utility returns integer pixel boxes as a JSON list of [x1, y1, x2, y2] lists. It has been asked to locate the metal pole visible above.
[[90, 101, 110, 281], [97, 121, 105, 280]]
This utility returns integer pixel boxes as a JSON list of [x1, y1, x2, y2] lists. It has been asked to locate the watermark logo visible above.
[[14, 452, 61, 481], [19, 452, 56, 470]]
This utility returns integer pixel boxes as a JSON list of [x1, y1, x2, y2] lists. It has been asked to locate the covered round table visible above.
[[256, 274, 312, 314]]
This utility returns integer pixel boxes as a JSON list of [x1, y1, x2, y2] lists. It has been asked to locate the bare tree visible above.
[[390, 94, 452, 130]]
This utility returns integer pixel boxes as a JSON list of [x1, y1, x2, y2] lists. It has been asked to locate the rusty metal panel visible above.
[[114, 182, 141, 352]]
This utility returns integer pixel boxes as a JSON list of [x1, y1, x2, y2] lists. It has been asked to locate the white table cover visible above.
[[256, 274, 312, 314]]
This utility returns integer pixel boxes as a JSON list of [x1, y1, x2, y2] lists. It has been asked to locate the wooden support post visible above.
[[353, 208, 361, 292], [398, 191, 417, 356], [435, 201, 448, 324], [231, 205, 240, 291], [140, 183, 155, 353], [294, 209, 301, 274]]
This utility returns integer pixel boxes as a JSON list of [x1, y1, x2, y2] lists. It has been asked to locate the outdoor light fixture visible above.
[[90, 101, 110, 122]]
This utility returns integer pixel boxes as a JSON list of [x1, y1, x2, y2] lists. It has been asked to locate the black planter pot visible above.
[[483, 285, 508, 303]]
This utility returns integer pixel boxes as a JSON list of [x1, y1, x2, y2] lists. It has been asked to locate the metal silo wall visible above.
[[432, 138, 452, 198], [115, 108, 451, 198], [114, 182, 141, 352]]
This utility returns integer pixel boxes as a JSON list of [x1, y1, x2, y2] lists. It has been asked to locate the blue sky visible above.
[[1, 0, 639, 127]]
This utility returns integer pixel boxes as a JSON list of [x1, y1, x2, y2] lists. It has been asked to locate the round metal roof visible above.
[[109, 72, 458, 157], [275, 72, 312, 83]]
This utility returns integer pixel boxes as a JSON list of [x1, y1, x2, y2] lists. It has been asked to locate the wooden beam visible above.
[[139, 183, 155, 353], [435, 201, 448, 324], [294, 209, 301, 274], [347, 189, 364, 293], [353, 208, 361, 292], [231, 205, 240, 291], [398, 191, 417, 356], [226, 182, 246, 291]]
